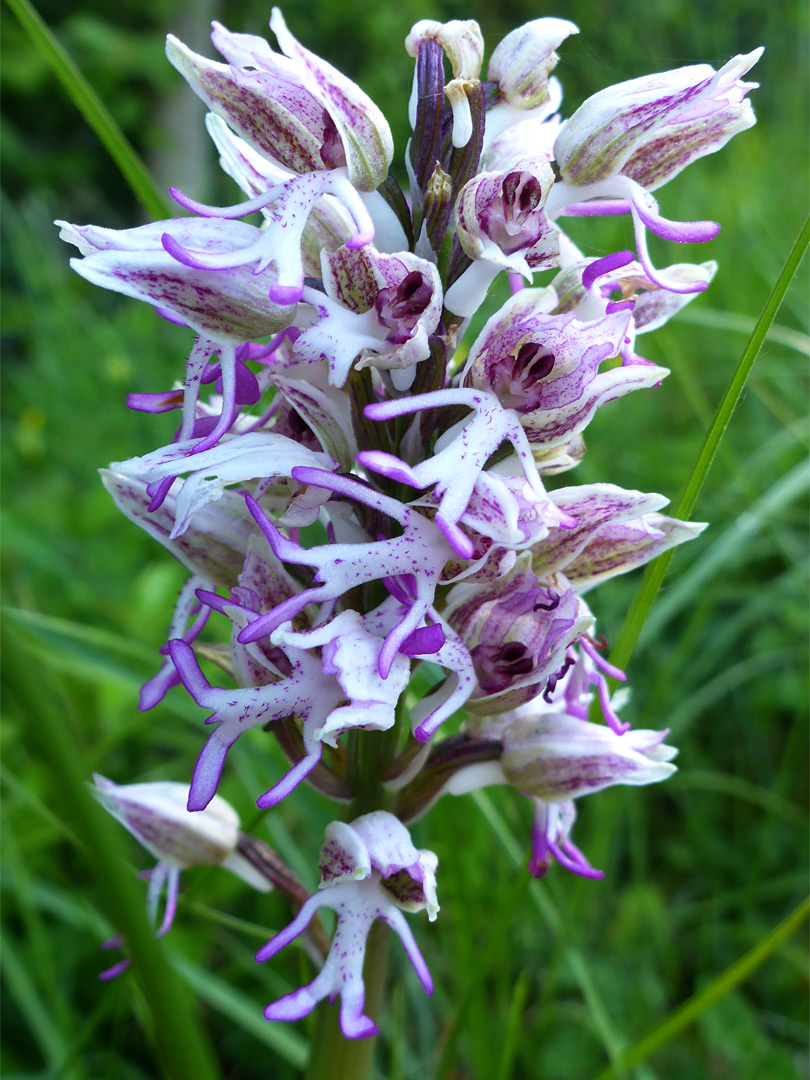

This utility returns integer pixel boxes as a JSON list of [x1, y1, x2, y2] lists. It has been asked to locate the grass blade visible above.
[[4, 0, 170, 220], [609, 214, 809, 672], [0, 929, 65, 1071], [640, 458, 810, 644], [4, 624, 223, 1080], [473, 792, 628, 1074], [172, 954, 308, 1067], [495, 969, 532, 1080], [589, 896, 809, 1080]]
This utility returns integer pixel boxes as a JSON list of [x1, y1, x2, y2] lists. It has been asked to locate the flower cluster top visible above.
[[64, 10, 760, 1040]]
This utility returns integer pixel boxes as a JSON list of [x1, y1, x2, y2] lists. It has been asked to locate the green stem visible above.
[[303, 719, 400, 1077], [304, 923, 391, 1080]]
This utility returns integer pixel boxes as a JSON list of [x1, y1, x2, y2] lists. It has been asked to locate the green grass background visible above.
[[2, 0, 808, 1077]]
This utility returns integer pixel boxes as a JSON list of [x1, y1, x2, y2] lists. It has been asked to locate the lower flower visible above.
[[256, 812, 437, 1038]]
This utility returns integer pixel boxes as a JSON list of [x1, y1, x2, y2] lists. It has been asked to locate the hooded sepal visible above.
[[100, 469, 254, 587], [554, 50, 762, 190], [531, 484, 670, 580], [167, 10, 392, 190], [445, 556, 592, 713], [563, 513, 707, 593], [488, 18, 578, 111], [444, 159, 559, 317], [318, 811, 439, 919], [58, 218, 296, 341]]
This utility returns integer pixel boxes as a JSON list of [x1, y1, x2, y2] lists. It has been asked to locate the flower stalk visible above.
[[60, 6, 762, 1068]]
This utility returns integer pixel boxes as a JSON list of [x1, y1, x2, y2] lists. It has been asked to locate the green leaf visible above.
[[589, 897, 809, 1079], [472, 792, 629, 1075], [609, 214, 810, 673], [3, 0, 170, 220], [640, 458, 810, 645], [172, 953, 308, 1068], [4, 624, 223, 1080]]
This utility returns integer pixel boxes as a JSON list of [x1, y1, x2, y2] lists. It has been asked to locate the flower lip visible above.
[[491, 341, 556, 412], [483, 171, 547, 254]]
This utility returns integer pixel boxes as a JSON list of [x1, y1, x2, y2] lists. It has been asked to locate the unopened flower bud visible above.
[[500, 714, 677, 800], [555, 50, 762, 191], [167, 9, 393, 191], [487, 19, 578, 110]]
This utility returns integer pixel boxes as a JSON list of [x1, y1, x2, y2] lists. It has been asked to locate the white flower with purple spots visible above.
[[257, 812, 436, 1038]]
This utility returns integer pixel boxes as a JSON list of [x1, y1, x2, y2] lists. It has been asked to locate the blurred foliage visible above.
[[2, 0, 808, 1078]]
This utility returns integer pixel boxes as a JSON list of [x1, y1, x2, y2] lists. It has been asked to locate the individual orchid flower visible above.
[[444, 158, 559, 317], [92, 775, 269, 978], [167, 10, 393, 191], [110, 431, 337, 535], [256, 812, 436, 1038], [484, 18, 579, 145], [405, 19, 484, 148], [161, 9, 397, 305], [461, 288, 668, 447], [500, 711, 678, 800], [294, 244, 443, 387], [358, 387, 567, 559], [548, 50, 762, 292], [444, 556, 592, 714], [552, 251, 717, 332], [168, 635, 346, 810], [59, 219, 297, 452], [237, 469, 453, 678]]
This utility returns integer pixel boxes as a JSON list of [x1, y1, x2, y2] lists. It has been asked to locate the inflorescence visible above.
[[66, 10, 761, 1040]]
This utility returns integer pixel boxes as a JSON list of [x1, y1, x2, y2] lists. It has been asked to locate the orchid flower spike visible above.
[[67, 5, 755, 1038]]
